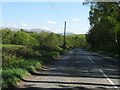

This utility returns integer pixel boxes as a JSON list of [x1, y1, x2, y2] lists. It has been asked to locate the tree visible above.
[[2, 28, 14, 44], [86, 2, 120, 56]]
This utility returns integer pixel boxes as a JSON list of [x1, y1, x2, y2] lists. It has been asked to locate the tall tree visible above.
[[86, 2, 120, 56]]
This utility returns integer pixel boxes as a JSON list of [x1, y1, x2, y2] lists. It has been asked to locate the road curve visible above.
[[17, 48, 120, 90]]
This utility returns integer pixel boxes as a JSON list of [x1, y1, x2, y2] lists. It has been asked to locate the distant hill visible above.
[[75, 34, 85, 37], [1, 27, 80, 35], [27, 28, 52, 33], [58, 32, 75, 36], [1, 27, 52, 33]]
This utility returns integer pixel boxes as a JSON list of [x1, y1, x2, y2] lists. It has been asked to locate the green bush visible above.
[[2, 46, 41, 59], [49, 52, 60, 59], [2, 53, 42, 70], [2, 29, 78, 88], [2, 69, 28, 88], [2, 51, 42, 88], [43, 51, 59, 59]]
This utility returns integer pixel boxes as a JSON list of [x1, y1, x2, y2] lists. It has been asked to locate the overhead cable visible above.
[[49, 0, 65, 22]]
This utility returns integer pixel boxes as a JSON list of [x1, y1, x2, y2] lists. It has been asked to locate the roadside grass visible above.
[[2, 54, 43, 88], [2, 68, 29, 88], [2, 44, 67, 88], [2, 45, 42, 88]]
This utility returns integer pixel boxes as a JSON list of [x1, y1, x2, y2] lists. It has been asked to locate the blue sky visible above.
[[1, 2, 90, 34]]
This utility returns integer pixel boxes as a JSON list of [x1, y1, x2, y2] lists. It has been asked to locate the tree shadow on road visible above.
[[3, 49, 119, 90]]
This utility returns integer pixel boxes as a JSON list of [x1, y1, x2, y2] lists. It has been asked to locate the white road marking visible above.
[[87, 56, 95, 64], [84, 53, 119, 89], [99, 69, 118, 89]]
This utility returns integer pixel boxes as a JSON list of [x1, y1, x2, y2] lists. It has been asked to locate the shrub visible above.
[[2, 46, 41, 59], [2, 51, 42, 88], [2, 69, 28, 88]]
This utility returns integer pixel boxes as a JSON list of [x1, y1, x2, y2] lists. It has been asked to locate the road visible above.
[[17, 48, 120, 90]]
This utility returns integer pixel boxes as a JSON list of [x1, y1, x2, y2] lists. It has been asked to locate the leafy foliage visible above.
[[1, 28, 87, 88], [86, 2, 120, 58]]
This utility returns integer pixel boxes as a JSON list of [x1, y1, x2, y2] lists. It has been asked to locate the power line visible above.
[[48, 1, 67, 49], [49, 0, 64, 22]]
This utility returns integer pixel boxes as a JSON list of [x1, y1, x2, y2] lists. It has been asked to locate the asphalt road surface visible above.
[[17, 48, 120, 90]]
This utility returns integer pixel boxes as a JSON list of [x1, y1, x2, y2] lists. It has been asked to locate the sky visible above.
[[1, 2, 90, 34]]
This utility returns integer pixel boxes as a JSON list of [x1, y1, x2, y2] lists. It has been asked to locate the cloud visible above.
[[12, 24, 17, 27], [47, 20, 56, 24], [42, 26, 49, 30], [21, 23, 27, 27], [33, 26, 39, 28], [19, 22, 28, 28], [55, 29, 62, 33], [19, 22, 34, 29], [72, 18, 81, 22], [1, 21, 43, 30], [2, 22, 18, 28]]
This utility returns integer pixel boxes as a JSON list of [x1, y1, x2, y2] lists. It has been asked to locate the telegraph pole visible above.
[[115, 32, 118, 57], [63, 21, 66, 49]]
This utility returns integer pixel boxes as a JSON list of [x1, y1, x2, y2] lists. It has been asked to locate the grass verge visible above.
[[2, 44, 68, 88]]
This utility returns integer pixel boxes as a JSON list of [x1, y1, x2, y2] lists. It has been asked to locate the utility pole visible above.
[[63, 21, 66, 49], [115, 32, 118, 57]]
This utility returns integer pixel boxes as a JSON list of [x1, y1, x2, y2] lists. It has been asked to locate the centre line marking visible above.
[[84, 53, 119, 89]]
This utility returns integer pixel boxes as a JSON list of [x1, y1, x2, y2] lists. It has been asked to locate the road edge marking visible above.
[[84, 53, 119, 89], [99, 69, 118, 89]]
